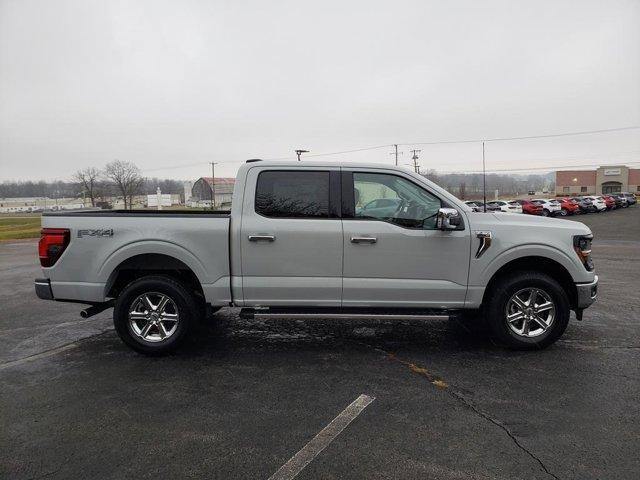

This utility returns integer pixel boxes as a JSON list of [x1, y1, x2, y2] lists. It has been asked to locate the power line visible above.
[[437, 159, 640, 175], [268, 125, 639, 162], [424, 150, 640, 174], [121, 125, 640, 175], [142, 162, 208, 173], [402, 125, 640, 146], [264, 144, 391, 161]]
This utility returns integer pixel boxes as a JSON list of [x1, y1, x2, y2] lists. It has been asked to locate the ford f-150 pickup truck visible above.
[[35, 161, 598, 354]]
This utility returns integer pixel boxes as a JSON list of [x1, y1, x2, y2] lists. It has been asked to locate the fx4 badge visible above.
[[77, 229, 114, 238]]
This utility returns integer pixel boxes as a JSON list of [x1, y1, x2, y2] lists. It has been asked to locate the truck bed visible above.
[[40, 210, 232, 305]]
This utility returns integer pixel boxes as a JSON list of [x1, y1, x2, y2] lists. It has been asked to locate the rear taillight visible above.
[[39, 228, 70, 267]]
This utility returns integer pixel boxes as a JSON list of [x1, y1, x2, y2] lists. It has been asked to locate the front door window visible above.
[[353, 172, 441, 229]]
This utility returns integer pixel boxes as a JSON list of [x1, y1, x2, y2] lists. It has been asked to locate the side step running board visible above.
[[240, 308, 450, 321]]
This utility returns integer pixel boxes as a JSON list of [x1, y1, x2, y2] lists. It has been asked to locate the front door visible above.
[[240, 167, 343, 306], [341, 169, 471, 308]]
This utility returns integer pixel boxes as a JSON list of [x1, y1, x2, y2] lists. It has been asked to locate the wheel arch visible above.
[[482, 256, 578, 309], [104, 253, 204, 301]]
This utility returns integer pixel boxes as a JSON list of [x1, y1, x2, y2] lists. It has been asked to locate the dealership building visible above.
[[555, 165, 640, 196]]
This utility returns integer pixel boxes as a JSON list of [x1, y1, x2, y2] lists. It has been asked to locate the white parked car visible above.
[[584, 196, 607, 212], [485, 200, 523, 214], [464, 201, 483, 212], [532, 199, 562, 217]]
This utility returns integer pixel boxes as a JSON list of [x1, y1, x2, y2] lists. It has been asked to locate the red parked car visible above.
[[513, 199, 543, 215], [601, 195, 616, 210], [558, 197, 581, 216]]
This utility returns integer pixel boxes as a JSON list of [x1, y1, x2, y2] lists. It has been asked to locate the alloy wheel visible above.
[[505, 287, 555, 338], [128, 292, 179, 342]]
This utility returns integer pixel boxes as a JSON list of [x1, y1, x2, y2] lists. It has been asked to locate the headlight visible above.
[[573, 234, 594, 271]]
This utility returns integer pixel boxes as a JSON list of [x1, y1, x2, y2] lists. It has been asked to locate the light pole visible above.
[[482, 141, 487, 212], [295, 149, 309, 161]]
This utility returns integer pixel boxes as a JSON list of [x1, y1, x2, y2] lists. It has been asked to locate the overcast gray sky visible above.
[[1, 0, 639, 181]]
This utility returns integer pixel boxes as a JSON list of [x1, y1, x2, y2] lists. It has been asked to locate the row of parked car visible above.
[[465, 192, 637, 217]]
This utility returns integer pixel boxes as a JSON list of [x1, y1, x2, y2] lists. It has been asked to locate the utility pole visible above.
[[389, 144, 402, 166], [209, 162, 218, 210], [295, 149, 309, 161], [482, 141, 487, 212], [410, 149, 421, 174]]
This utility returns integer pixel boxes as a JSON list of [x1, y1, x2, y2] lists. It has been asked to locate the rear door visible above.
[[239, 167, 343, 306], [341, 168, 471, 308]]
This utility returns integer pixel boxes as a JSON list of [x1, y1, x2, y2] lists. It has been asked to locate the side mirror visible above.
[[436, 208, 461, 230]]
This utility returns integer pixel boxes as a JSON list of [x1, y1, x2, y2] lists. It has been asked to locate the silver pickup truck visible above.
[[35, 161, 598, 354]]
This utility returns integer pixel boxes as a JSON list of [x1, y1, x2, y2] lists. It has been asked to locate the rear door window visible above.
[[255, 171, 330, 218]]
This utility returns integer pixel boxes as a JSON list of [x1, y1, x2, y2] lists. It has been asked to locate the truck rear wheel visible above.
[[113, 275, 199, 355], [484, 271, 570, 350]]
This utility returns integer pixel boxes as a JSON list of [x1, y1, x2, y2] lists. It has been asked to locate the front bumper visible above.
[[576, 275, 598, 309], [35, 278, 54, 300]]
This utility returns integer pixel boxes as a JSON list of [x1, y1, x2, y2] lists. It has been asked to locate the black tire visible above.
[[559, 208, 568, 216], [484, 271, 570, 350], [113, 275, 200, 355], [542, 209, 550, 217]]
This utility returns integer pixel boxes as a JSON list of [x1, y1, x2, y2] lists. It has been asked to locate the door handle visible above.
[[248, 235, 275, 242], [350, 236, 377, 244]]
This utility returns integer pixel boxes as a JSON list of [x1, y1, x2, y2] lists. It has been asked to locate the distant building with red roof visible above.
[[192, 177, 235, 206]]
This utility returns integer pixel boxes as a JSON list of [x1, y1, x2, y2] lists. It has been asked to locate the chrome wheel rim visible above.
[[505, 288, 555, 338], [128, 292, 179, 342]]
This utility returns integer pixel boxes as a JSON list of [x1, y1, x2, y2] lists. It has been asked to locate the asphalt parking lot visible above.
[[1, 207, 639, 480]]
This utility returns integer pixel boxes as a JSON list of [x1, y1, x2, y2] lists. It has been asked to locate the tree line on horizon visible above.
[[423, 169, 554, 198], [0, 160, 187, 209], [1, 162, 554, 206]]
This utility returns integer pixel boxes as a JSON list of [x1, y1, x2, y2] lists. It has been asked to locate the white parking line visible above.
[[267, 394, 375, 480]]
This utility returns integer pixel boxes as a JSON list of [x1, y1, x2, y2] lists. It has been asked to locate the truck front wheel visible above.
[[113, 275, 199, 355], [485, 272, 570, 349]]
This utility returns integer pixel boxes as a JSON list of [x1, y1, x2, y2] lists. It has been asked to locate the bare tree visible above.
[[459, 182, 466, 200], [104, 160, 144, 209], [72, 167, 101, 207]]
